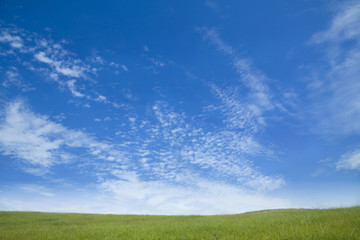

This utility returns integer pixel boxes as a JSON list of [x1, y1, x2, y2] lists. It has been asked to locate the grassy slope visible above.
[[0, 207, 359, 240]]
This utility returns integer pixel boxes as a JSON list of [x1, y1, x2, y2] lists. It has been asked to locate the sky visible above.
[[0, 0, 359, 215]]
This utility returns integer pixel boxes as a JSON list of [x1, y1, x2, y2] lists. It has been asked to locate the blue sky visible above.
[[0, 0, 359, 214]]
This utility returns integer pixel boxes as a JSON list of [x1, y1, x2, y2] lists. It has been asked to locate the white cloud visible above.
[[144, 53, 166, 74], [0, 32, 24, 49], [110, 62, 119, 68], [0, 100, 69, 167], [94, 117, 111, 122], [1, 177, 358, 214], [121, 65, 129, 71], [95, 95, 107, 102], [0, 23, 287, 210], [0, 100, 127, 171], [306, 1, 360, 136], [0, 99, 286, 214], [34, 51, 87, 78], [309, 2, 360, 45], [337, 150, 360, 171], [97, 178, 291, 215], [122, 89, 138, 101], [66, 80, 85, 97], [18, 184, 56, 197], [2, 67, 35, 92], [34, 51, 53, 64], [0, 180, 292, 214], [205, 0, 220, 12], [92, 56, 104, 64], [209, 83, 262, 132], [90, 94, 124, 109], [134, 102, 283, 192], [198, 27, 233, 55], [198, 27, 273, 115], [149, 58, 165, 67], [0, 25, 131, 110], [0, 25, 112, 103]]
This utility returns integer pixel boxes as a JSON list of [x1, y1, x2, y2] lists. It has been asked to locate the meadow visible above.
[[0, 206, 359, 239]]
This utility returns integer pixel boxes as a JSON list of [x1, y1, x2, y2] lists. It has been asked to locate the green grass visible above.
[[0, 206, 359, 239]]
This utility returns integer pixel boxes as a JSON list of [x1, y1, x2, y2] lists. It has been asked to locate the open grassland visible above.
[[0, 206, 359, 239]]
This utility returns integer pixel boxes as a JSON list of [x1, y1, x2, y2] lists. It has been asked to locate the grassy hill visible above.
[[0, 206, 359, 239]]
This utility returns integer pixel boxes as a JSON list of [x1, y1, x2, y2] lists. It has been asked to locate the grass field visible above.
[[0, 206, 359, 239]]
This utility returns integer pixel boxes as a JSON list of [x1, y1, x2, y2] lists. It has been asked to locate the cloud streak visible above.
[[198, 27, 273, 112], [34, 51, 89, 79], [0, 100, 127, 174], [337, 150, 360, 171], [66, 80, 85, 97], [18, 184, 56, 197], [309, 2, 360, 45], [306, 1, 360, 136]]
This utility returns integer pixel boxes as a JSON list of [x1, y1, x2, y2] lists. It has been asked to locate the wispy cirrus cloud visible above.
[[98, 177, 290, 215], [34, 51, 89, 79], [192, 28, 283, 190], [2, 67, 35, 92], [196, 27, 274, 132], [0, 26, 93, 80], [0, 24, 123, 107], [208, 83, 264, 133], [0, 100, 128, 174], [0, 25, 91, 98], [140, 45, 167, 74], [190, 27, 285, 191], [0, 99, 287, 213], [205, 0, 220, 12], [121, 65, 129, 72], [0, 178, 292, 215], [336, 149, 360, 171], [18, 184, 56, 197], [66, 79, 85, 97], [124, 101, 283, 192], [309, 2, 360, 45], [198, 27, 274, 113], [306, 1, 360, 136], [0, 98, 281, 190], [0, 22, 288, 213]]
